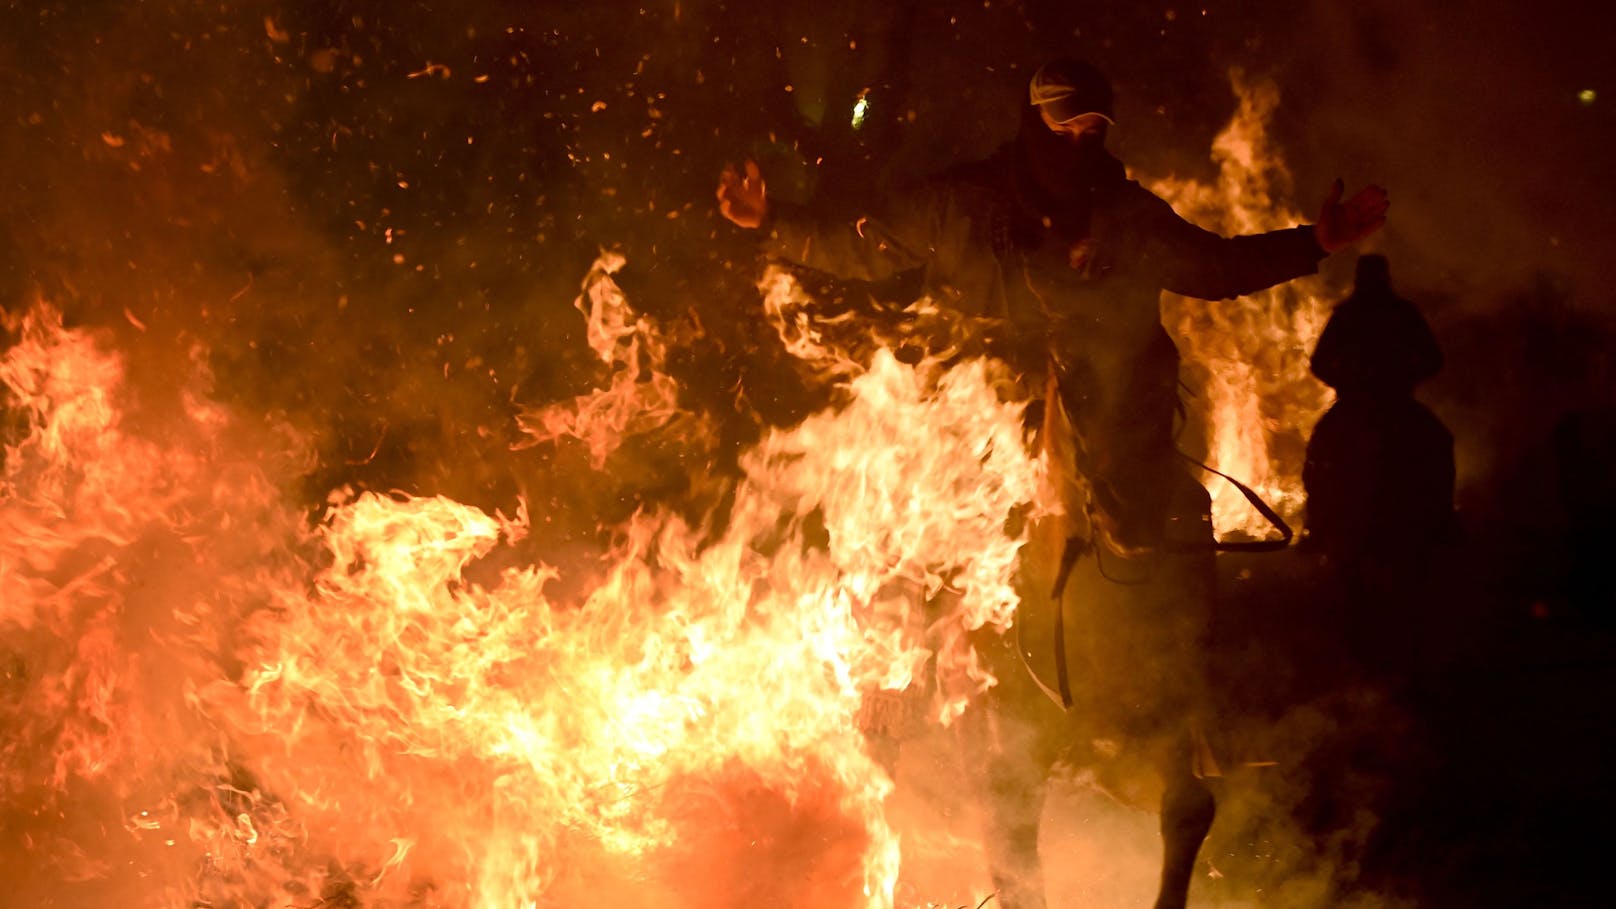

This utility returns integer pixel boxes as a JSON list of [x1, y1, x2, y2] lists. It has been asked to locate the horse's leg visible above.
[[954, 663, 1056, 909], [981, 751, 1050, 909], [1154, 753, 1215, 909], [1152, 473, 1219, 909]]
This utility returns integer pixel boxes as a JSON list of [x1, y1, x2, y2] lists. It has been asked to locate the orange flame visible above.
[[514, 251, 688, 468], [2, 253, 1039, 906], [1151, 71, 1338, 538]]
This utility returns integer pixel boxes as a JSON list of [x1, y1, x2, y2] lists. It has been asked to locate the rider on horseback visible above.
[[718, 57, 1388, 909]]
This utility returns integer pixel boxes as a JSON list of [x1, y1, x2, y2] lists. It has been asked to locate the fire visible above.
[[1, 72, 1335, 907], [1152, 71, 1339, 538], [1, 253, 1038, 905], [514, 251, 691, 468]]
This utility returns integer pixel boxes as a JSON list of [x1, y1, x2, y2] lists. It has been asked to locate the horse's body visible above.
[[959, 463, 1222, 909]]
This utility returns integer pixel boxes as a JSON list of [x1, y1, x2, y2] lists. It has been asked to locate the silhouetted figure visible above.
[[1303, 254, 1455, 677], [1553, 407, 1616, 623], [1298, 256, 1456, 899]]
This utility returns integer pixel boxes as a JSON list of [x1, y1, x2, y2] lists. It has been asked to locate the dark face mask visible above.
[[1016, 104, 1111, 207]]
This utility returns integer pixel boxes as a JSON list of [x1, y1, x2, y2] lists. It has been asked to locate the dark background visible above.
[[2, 1, 1612, 906]]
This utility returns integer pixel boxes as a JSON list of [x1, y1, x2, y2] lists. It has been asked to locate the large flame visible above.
[[1152, 72, 1338, 537], [1, 253, 1038, 906], [513, 251, 691, 468]]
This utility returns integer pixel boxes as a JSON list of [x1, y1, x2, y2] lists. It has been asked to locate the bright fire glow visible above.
[[1151, 71, 1338, 538], [1, 254, 1039, 906]]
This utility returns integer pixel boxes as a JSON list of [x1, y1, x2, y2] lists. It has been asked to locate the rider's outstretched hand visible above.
[[1315, 179, 1389, 253], [717, 159, 768, 229]]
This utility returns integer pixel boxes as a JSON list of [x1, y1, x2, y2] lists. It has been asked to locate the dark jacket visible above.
[[760, 144, 1326, 538], [762, 145, 1323, 331]]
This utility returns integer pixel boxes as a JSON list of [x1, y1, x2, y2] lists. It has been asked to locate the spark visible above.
[[407, 62, 452, 79]]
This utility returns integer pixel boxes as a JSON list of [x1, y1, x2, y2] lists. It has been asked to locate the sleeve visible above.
[[1137, 189, 1329, 301], [757, 183, 948, 282]]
